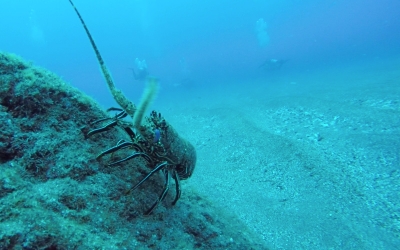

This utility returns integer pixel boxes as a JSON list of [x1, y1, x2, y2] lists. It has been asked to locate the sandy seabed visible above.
[[162, 57, 400, 249]]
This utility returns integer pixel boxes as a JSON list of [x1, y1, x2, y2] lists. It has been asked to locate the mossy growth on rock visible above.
[[0, 52, 268, 249]]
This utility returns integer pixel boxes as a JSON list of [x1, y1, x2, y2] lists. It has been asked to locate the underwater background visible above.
[[1, 0, 400, 249]]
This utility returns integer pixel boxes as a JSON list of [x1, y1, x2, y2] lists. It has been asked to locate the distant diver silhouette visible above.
[[259, 59, 288, 71], [129, 57, 149, 81]]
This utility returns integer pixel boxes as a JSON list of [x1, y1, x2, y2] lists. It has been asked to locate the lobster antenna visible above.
[[133, 78, 159, 130], [68, 0, 137, 117]]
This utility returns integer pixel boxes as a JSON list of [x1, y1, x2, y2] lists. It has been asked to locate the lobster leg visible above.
[[108, 152, 150, 166], [83, 120, 117, 138], [171, 170, 181, 205], [145, 169, 170, 215], [96, 140, 133, 159], [131, 162, 168, 191]]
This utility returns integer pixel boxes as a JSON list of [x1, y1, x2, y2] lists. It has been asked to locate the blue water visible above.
[[1, 0, 399, 106], [1, 0, 400, 248]]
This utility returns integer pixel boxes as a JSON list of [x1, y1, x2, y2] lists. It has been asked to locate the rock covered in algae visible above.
[[0, 52, 268, 249]]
